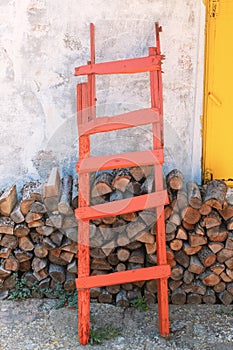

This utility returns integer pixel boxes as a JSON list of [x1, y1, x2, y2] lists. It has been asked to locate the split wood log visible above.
[[171, 288, 186, 305], [112, 169, 131, 192], [14, 249, 33, 262], [32, 257, 47, 272], [213, 281, 226, 293], [36, 226, 55, 237], [166, 169, 184, 190], [139, 210, 156, 227], [220, 271, 232, 283], [91, 258, 112, 271], [174, 250, 190, 268], [182, 206, 201, 225], [189, 233, 207, 247], [107, 253, 119, 266], [101, 241, 115, 257], [27, 219, 44, 228], [130, 166, 152, 181], [199, 203, 212, 216], [171, 265, 184, 281], [182, 220, 195, 231], [43, 167, 60, 199], [203, 180, 227, 210], [25, 211, 43, 223], [19, 236, 34, 251], [217, 248, 233, 263], [201, 211, 222, 229], [116, 262, 126, 272], [0, 247, 12, 259], [102, 216, 117, 225], [144, 290, 156, 304], [121, 283, 133, 291], [186, 181, 202, 209], [165, 222, 176, 241], [62, 215, 77, 229], [169, 280, 183, 291], [219, 204, 233, 221], [227, 217, 233, 230], [91, 172, 113, 198], [164, 206, 173, 221], [226, 268, 233, 281], [46, 214, 63, 228], [48, 248, 68, 266], [30, 201, 47, 214], [98, 289, 113, 304], [10, 203, 24, 223], [0, 185, 18, 217], [0, 235, 18, 249], [210, 263, 225, 275], [58, 175, 73, 215], [128, 249, 144, 265], [206, 225, 228, 242], [145, 242, 157, 255], [0, 217, 14, 235], [186, 293, 202, 304], [0, 266, 12, 278], [49, 263, 65, 283], [183, 243, 202, 255], [90, 248, 106, 259], [218, 290, 233, 305], [203, 288, 216, 304], [183, 270, 194, 285], [44, 197, 59, 212], [116, 289, 130, 307], [64, 272, 76, 291], [117, 248, 130, 262], [176, 227, 188, 240], [90, 288, 102, 299], [20, 181, 42, 215], [198, 246, 216, 267], [71, 179, 78, 209], [227, 282, 233, 295], [126, 219, 146, 240], [19, 260, 32, 272], [14, 223, 30, 237], [169, 239, 183, 251], [140, 175, 154, 194], [99, 224, 114, 241], [225, 257, 233, 269], [200, 270, 221, 286], [188, 256, 205, 275], [126, 181, 142, 195], [106, 284, 121, 295], [34, 244, 48, 258], [208, 242, 224, 254], [225, 232, 233, 249], [136, 231, 155, 244], [42, 237, 56, 250], [67, 260, 77, 274], [125, 241, 142, 251]]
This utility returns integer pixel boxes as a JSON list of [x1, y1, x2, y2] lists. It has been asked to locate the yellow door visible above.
[[203, 0, 233, 184]]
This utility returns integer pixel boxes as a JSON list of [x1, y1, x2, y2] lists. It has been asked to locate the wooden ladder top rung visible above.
[[75, 55, 162, 76], [75, 190, 168, 220], [76, 149, 163, 173], [78, 108, 160, 136], [76, 265, 171, 289]]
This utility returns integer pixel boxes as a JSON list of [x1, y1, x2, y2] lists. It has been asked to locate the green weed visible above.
[[131, 296, 149, 312]]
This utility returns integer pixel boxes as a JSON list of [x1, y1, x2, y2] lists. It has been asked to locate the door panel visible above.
[[203, 0, 233, 183]]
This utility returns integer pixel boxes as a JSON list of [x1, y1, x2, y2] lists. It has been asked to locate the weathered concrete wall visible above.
[[0, 0, 205, 189]]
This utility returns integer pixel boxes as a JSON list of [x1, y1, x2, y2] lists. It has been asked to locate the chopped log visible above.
[[102, 216, 117, 225], [64, 272, 76, 291], [182, 280, 206, 295], [136, 231, 155, 244], [101, 241, 115, 257], [2, 274, 16, 290], [203, 180, 227, 210], [0, 185, 18, 217], [175, 250, 190, 268], [106, 284, 121, 294], [46, 214, 63, 229], [34, 244, 48, 258], [183, 243, 202, 255], [188, 256, 205, 274], [130, 166, 151, 181], [48, 248, 67, 266], [109, 190, 123, 202], [164, 206, 173, 220], [44, 197, 59, 212], [0, 234, 18, 249], [10, 203, 24, 223], [117, 248, 130, 262], [199, 203, 212, 216], [219, 204, 233, 221], [67, 260, 77, 274], [200, 270, 221, 286], [107, 253, 119, 266], [58, 175, 73, 215], [60, 251, 74, 264], [43, 167, 60, 198], [213, 281, 226, 293], [98, 289, 113, 304], [227, 282, 233, 295], [203, 288, 216, 304], [61, 241, 77, 254], [90, 248, 106, 259], [90, 288, 102, 299], [201, 211, 222, 229], [210, 263, 225, 275], [99, 224, 114, 241], [226, 268, 233, 281], [112, 169, 131, 192], [186, 181, 202, 209], [171, 288, 186, 304], [139, 210, 155, 227], [35, 226, 54, 237], [145, 242, 157, 255], [49, 263, 65, 283], [220, 271, 232, 283], [14, 223, 30, 237], [206, 225, 228, 242], [49, 231, 63, 247], [176, 227, 188, 240], [169, 239, 183, 251], [19, 236, 34, 251], [165, 222, 176, 241], [42, 237, 56, 250], [14, 249, 32, 262], [187, 293, 202, 304], [175, 190, 188, 211], [116, 262, 126, 272], [140, 175, 154, 194], [116, 289, 130, 307], [182, 206, 201, 225], [217, 248, 233, 263], [143, 290, 156, 304], [32, 257, 47, 272], [62, 215, 77, 229], [0, 266, 12, 278], [126, 181, 142, 195], [166, 169, 184, 190], [91, 172, 113, 198], [126, 219, 146, 240], [91, 258, 112, 271], [183, 270, 194, 285], [25, 211, 43, 223], [20, 181, 42, 215], [169, 280, 183, 291], [225, 256, 233, 269], [168, 212, 181, 227], [182, 220, 195, 231], [19, 259, 32, 272], [30, 201, 47, 214], [227, 217, 233, 230], [128, 249, 144, 265], [171, 265, 184, 281], [0, 247, 12, 259], [195, 224, 205, 236], [125, 241, 142, 250], [208, 242, 224, 254], [0, 217, 14, 235], [145, 280, 157, 293], [218, 291, 233, 305], [147, 253, 157, 265], [225, 232, 233, 249], [189, 233, 207, 247], [198, 246, 216, 267], [121, 283, 133, 291]]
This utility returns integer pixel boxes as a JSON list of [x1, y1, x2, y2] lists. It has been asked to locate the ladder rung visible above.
[[75, 55, 161, 76], [77, 149, 163, 173], [75, 190, 168, 220], [76, 265, 171, 289], [78, 108, 160, 136]]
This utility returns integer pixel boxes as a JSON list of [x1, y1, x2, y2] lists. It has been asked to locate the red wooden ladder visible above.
[[74, 23, 171, 346]]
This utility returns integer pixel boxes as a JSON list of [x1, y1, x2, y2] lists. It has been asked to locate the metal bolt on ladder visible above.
[[74, 22, 171, 345]]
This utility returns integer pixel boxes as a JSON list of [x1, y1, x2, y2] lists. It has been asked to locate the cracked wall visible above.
[[0, 0, 205, 189]]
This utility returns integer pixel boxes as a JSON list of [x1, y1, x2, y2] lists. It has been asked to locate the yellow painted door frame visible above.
[[203, 0, 233, 185]]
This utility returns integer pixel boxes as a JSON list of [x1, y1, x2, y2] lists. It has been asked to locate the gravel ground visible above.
[[1, 299, 233, 349]]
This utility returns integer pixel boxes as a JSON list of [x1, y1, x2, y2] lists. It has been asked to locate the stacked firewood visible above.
[[1, 166, 233, 305]]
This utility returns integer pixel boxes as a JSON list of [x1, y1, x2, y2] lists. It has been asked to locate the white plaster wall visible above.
[[0, 0, 205, 189]]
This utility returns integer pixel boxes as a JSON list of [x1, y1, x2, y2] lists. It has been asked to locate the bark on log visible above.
[[206, 225, 228, 242], [116, 289, 130, 307], [203, 288, 216, 304], [188, 256, 205, 274], [171, 288, 186, 304], [19, 236, 34, 251], [0, 235, 18, 249], [217, 248, 233, 263], [200, 270, 221, 286], [98, 289, 113, 303], [189, 233, 207, 248], [91, 172, 113, 198], [218, 291, 233, 305], [14, 223, 30, 237], [186, 181, 202, 209], [175, 250, 190, 268], [20, 181, 42, 215], [43, 167, 60, 198], [58, 175, 73, 215], [187, 293, 202, 304], [0, 217, 14, 235], [182, 206, 201, 225], [49, 263, 65, 283], [198, 246, 216, 267], [112, 169, 131, 192], [166, 169, 184, 190], [183, 243, 202, 255], [10, 203, 24, 224], [64, 272, 76, 291], [204, 180, 227, 210]]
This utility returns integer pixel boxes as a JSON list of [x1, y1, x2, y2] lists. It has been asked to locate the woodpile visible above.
[[1, 166, 233, 306]]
